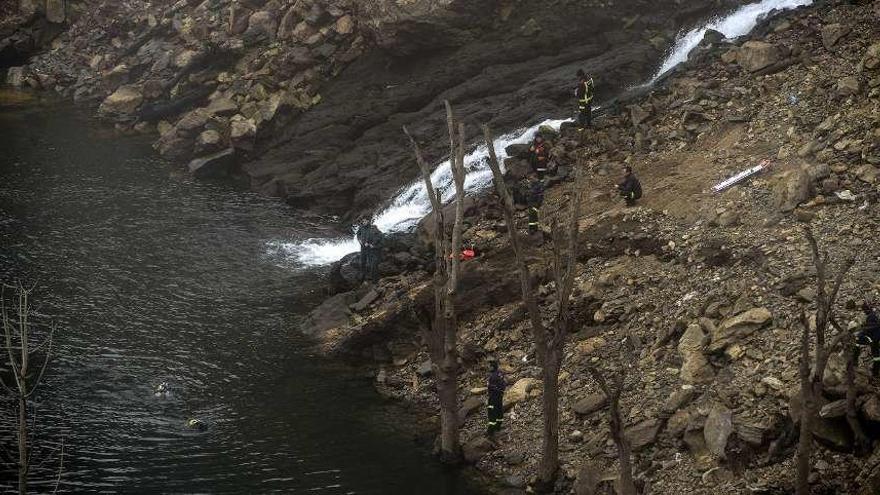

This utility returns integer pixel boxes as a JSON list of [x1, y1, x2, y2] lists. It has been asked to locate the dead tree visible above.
[[1, 284, 55, 495], [403, 101, 467, 462], [794, 227, 855, 495], [483, 125, 583, 488], [587, 366, 637, 495]]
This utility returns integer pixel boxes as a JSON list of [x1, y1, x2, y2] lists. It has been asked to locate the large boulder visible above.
[[246, 10, 278, 41], [98, 85, 143, 115], [773, 168, 811, 212], [678, 323, 714, 383], [821, 23, 850, 50], [187, 148, 236, 178], [328, 252, 363, 294], [462, 436, 494, 463], [862, 43, 880, 71], [5, 66, 25, 86], [625, 418, 662, 451], [230, 116, 257, 150], [572, 393, 607, 416], [704, 404, 733, 459], [504, 378, 540, 410], [301, 292, 356, 338], [708, 308, 772, 353], [737, 41, 782, 72]]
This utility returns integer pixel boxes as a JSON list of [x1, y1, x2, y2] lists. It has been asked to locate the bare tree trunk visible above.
[[483, 125, 582, 490], [402, 101, 467, 463], [795, 317, 812, 495], [538, 345, 561, 486], [18, 394, 28, 495], [588, 367, 636, 495], [794, 228, 856, 495]]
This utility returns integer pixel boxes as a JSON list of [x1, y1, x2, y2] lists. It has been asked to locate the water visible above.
[[0, 94, 482, 494], [277, 0, 814, 267]]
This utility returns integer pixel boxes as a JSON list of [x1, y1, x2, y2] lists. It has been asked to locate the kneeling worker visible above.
[[615, 165, 642, 207]]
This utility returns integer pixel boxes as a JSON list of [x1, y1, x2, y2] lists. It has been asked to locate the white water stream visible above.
[[274, 0, 813, 267]]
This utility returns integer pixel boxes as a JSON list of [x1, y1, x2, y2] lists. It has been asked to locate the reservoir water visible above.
[[0, 93, 481, 494]]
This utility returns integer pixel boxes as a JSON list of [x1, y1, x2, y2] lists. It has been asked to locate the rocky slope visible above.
[[1, 0, 741, 220], [304, 0, 880, 493]]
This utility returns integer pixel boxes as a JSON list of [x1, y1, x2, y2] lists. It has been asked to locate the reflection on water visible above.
[[0, 96, 483, 494]]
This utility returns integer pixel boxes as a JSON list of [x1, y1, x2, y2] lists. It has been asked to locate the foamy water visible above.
[[273, 0, 813, 267]]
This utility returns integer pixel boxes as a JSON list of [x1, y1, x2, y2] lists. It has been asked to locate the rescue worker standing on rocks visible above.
[[487, 360, 506, 438], [855, 301, 880, 377], [615, 165, 642, 207], [529, 133, 551, 179], [575, 69, 595, 130], [526, 173, 544, 234], [356, 222, 383, 283]]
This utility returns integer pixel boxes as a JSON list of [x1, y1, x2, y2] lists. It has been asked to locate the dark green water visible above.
[[0, 92, 482, 494]]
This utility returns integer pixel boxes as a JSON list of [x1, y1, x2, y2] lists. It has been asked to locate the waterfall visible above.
[[274, 0, 813, 268]]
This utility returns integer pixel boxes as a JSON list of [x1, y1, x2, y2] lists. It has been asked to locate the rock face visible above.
[[737, 41, 781, 72]]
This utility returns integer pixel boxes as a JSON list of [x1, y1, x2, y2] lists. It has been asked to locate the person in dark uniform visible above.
[[487, 360, 506, 437], [575, 69, 595, 130], [615, 165, 642, 207], [526, 174, 544, 234], [356, 223, 383, 282], [856, 301, 880, 377]]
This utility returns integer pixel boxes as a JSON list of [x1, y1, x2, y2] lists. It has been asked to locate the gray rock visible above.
[[188, 148, 237, 178], [738, 41, 781, 72], [773, 167, 812, 212], [416, 359, 433, 377], [98, 85, 144, 115], [708, 307, 772, 353], [458, 396, 483, 422], [704, 404, 733, 458], [837, 76, 861, 97], [821, 23, 850, 50], [572, 393, 608, 415], [462, 436, 494, 463], [625, 418, 662, 451]]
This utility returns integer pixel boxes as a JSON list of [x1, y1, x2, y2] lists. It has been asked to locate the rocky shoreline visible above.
[[303, 0, 880, 493], [2, 0, 743, 221]]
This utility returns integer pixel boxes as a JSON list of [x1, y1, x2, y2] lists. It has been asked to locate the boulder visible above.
[[505, 143, 531, 159], [861, 394, 880, 422], [462, 436, 494, 463], [5, 66, 25, 86], [334, 14, 355, 35], [327, 253, 363, 294], [46, 0, 65, 23], [574, 337, 607, 359], [737, 41, 782, 72], [301, 292, 355, 337], [277, 6, 300, 39], [837, 76, 861, 97], [856, 164, 880, 184], [862, 43, 880, 71], [504, 377, 540, 410], [458, 396, 483, 422], [98, 85, 144, 115], [663, 387, 696, 414], [821, 23, 850, 50], [573, 462, 601, 495], [572, 393, 608, 416], [206, 97, 239, 117], [708, 308, 772, 353], [187, 148, 236, 178], [503, 158, 532, 181], [195, 129, 222, 153], [230, 117, 257, 150], [773, 168, 811, 212], [678, 323, 714, 383], [625, 418, 662, 451], [704, 404, 733, 459], [246, 10, 278, 41]]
